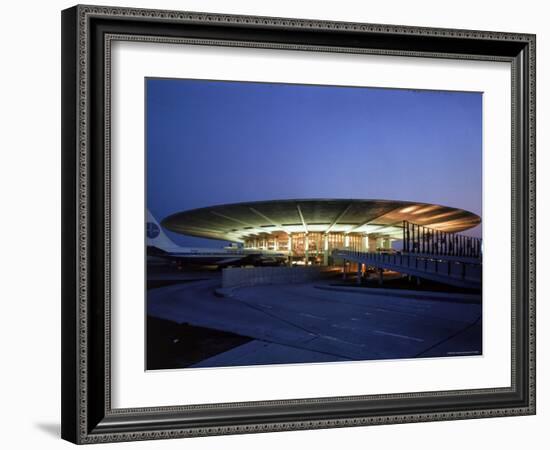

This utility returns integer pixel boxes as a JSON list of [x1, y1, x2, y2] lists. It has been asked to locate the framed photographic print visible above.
[[61, 5, 536, 444]]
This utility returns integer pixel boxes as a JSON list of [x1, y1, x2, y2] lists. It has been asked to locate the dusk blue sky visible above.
[[146, 78, 482, 247]]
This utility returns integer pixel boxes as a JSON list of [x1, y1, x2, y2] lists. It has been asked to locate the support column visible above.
[[342, 260, 347, 280], [287, 235, 292, 266], [323, 234, 329, 266], [403, 221, 407, 253], [305, 235, 309, 266], [368, 235, 377, 252], [316, 234, 320, 263]]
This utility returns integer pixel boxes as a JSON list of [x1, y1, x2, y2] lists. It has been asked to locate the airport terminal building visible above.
[[161, 199, 481, 265]]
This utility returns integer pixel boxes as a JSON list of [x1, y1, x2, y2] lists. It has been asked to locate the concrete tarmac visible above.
[[147, 277, 482, 367]]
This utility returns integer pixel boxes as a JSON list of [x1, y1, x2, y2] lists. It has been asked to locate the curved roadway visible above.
[[147, 277, 482, 367]]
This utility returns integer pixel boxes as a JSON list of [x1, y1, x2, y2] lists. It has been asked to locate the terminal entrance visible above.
[[244, 231, 395, 266]]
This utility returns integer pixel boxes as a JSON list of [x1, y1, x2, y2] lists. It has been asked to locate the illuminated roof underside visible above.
[[161, 199, 481, 243]]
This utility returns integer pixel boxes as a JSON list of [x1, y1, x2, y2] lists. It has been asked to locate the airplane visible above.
[[146, 209, 288, 268]]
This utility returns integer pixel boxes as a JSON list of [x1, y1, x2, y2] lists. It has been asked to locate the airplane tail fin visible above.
[[146, 210, 179, 252]]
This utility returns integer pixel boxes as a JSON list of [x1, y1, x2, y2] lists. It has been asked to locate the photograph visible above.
[[145, 78, 484, 370]]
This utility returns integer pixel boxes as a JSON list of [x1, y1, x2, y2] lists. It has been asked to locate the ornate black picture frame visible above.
[[61, 5, 536, 444]]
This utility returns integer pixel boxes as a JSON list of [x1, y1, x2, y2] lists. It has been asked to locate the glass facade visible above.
[[244, 232, 383, 265]]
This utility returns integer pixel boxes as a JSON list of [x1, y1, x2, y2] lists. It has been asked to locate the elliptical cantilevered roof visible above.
[[161, 199, 481, 243]]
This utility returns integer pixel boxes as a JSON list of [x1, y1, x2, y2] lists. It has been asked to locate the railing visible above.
[[333, 249, 481, 289], [402, 220, 482, 260]]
